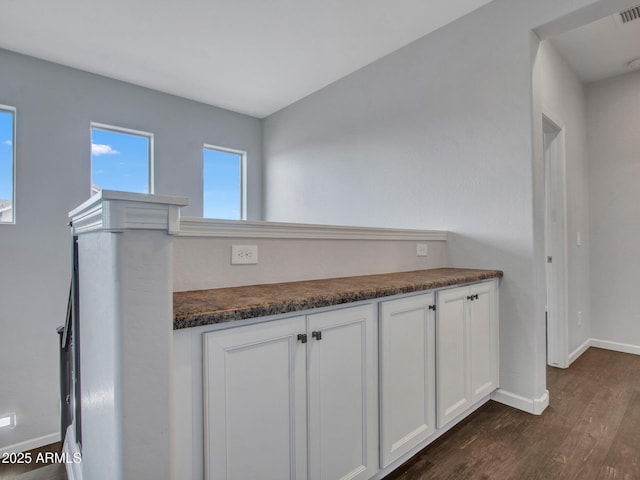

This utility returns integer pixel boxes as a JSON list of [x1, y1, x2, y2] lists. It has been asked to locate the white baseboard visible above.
[[491, 388, 549, 415], [0, 432, 60, 455], [491, 339, 640, 416], [590, 338, 640, 356], [568, 338, 591, 365]]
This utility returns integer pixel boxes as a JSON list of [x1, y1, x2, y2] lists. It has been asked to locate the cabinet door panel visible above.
[[436, 287, 470, 428], [469, 282, 498, 401], [380, 293, 436, 467], [203, 317, 307, 480], [307, 304, 377, 480]]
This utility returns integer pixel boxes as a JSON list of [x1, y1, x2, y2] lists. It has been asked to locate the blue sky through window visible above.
[[91, 127, 151, 194], [203, 148, 243, 220], [0, 109, 14, 220]]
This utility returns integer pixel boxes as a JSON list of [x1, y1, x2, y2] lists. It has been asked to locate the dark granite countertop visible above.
[[173, 268, 502, 330]]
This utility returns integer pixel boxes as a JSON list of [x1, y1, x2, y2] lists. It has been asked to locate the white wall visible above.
[[0, 49, 262, 451], [77, 227, 175, 480], [536, 40, 591, 358], [174, 236, 446, 291], [76, 232, 123, 479], [263, 0, 630, 407], [587, 70, 640, 350]]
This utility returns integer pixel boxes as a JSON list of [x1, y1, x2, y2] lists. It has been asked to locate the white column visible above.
[[69, 190, 187, 480]]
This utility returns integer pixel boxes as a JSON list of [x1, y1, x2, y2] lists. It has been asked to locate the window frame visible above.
[[0, 104, 16, 225], [90, 122, 155, 196], [203, 144, 247, 221]]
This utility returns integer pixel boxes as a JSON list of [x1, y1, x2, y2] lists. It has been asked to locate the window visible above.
[[203, 146, 246, 220], [0, 106, 15, 224], [91, 123, 153, 195]]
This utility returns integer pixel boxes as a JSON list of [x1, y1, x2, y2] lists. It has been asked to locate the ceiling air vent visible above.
[[616, 5, 640, 24]]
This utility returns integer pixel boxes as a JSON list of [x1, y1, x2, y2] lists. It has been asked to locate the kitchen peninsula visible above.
[[68, 191, 503, 480]]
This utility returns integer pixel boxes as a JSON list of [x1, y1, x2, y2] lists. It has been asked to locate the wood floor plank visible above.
[[10, 463, 66, 480], [516, 351, 631, 479], [0, 443, 65, 480], [386, 348, 640, 480], [596, 393, 640, 478]]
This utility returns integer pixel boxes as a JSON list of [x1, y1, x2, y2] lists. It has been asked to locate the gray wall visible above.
[[0, 49, 262, 450], [587, 70, 640, 348], [536, 40, 591, 358], [173, 237, 446, 292], [263, 0, 629, 405]]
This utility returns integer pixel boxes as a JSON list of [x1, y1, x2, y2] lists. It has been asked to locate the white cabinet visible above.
[[379, 293, 436, 468], [436, 280, 498, 428], [203, 316, 307, 480], [203, 304, 378, 480], [201, 279, 499, 479], [307, 306, 378, 480]]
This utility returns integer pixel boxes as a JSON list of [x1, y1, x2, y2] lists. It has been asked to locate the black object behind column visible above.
[[58, 234, 81, 447]]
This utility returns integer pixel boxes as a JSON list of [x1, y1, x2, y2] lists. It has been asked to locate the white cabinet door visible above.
[[469, 281, 498, 402], [379, 293, 436, 467], [436, 286, 470, 428], [307, 304, 378, 480], [436, 280, 499, 428], [203, 317, 308, 480]]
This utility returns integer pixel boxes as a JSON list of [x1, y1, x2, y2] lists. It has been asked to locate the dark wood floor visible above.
[[387, 347, 640, 480], [0, 443, 66, 480], [1, 347, 637, 479], [5, 464, 66, 480]]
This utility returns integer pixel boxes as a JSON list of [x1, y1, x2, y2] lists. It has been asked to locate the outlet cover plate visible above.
[[231, 245, 258, 265]]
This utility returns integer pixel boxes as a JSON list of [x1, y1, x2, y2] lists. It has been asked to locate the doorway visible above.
[[543, 113, 568, 368]]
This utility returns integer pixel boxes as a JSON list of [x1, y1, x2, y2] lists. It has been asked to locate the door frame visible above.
[[543, 111, 569, 368]]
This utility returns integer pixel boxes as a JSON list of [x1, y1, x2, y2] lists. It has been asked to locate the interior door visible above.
[[543, 114, 568, 368]]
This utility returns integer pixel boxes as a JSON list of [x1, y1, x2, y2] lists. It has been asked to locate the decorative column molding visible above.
[[69, 190, 188, 235], [68, 190, 188, 480]]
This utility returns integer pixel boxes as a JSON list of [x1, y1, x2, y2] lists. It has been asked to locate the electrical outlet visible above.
[[231, 245, 258, 265], [416, 243, 428, 257], [578, 311, 583, 326]]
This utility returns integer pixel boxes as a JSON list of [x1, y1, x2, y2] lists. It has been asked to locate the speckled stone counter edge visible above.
[[173, 268, 503, 330]]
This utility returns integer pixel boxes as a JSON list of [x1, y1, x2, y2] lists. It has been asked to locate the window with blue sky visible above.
[[91, 124, 152, 195], [0, 107, 15, 223], [203, 146, 245, 220]]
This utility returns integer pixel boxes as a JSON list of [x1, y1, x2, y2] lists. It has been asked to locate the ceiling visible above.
[[550, 6, 640, 84], [0, 0, 495, 118]]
